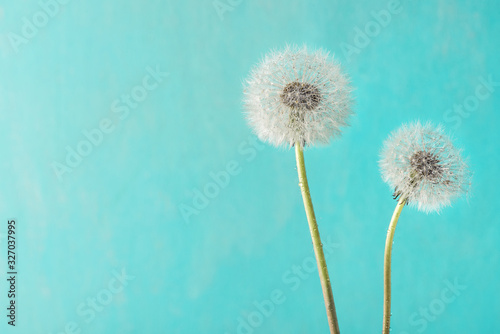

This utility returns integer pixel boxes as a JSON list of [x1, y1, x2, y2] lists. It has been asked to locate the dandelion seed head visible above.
[[380, 121, 471, 213], [409, 150, 444, 182], [243, 45, 354, 148], [281, 82, 321, 110]]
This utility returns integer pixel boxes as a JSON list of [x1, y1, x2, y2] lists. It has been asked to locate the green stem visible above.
[[382, 197, 406, 334], [295, 143, 340, 334]]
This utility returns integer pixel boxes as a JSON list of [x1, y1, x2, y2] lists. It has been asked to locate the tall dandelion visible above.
[[379, 121, 471, 334], [244, 45, 353, 334]]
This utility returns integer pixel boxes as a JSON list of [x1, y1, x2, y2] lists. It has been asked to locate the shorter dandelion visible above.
[[378, 121, 471, 334], [243, 45, 354, 334]]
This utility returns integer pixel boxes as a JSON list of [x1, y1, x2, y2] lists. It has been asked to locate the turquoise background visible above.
[[0, 0, 499, 333]]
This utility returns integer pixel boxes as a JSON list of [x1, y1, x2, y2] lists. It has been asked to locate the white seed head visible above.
[[243, 45, 354, 148], [380, 121, 472, 213]]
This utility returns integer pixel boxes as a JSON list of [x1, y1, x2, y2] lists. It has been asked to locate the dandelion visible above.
[[244, 45, 353, 148], [243, 45, 354, 334], [378, 121, 471, 334]]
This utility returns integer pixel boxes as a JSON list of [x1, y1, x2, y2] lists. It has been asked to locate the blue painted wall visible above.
[[0, 0, 498, 333]]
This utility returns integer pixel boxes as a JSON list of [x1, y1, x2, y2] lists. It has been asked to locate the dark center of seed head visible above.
[[409, 150, 444, 182], [281, 82, 321, 111]]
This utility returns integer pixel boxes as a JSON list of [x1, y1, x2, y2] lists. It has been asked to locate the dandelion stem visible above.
[[295, 142, 340, 334], [383, 197, 406, 334]]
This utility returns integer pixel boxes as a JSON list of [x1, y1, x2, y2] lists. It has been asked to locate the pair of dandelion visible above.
[[243, 45, 471, 334]]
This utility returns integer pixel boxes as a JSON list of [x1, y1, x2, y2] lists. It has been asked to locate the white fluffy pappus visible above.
[[243, 45, 354, 148], [380, 121, 471, 213]]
